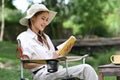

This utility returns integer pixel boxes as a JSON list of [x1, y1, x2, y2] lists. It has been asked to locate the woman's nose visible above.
[[43, 20, 48, 25]]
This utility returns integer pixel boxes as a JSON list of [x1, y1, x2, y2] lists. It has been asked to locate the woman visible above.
[[17, 3, 98, 80]]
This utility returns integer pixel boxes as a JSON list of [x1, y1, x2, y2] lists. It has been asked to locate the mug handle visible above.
[[110, 55, 114, 63]]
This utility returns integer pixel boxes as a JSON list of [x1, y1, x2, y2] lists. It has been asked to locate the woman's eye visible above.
[[41, 17, 48, 22], [42, 17, 45, 20]]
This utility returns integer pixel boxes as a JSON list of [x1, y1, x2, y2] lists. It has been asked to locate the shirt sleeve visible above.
[[17, 34, 32, 59]]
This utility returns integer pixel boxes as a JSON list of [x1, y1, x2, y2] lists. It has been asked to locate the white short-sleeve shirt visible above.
[[17, 28, 55, 60]]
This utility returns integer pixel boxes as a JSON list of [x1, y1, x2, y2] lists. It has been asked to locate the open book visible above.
[[57, 36, 77, 56]]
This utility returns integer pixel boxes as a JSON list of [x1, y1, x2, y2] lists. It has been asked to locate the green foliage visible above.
[[86, 52, 111, 67], [5, 9, 23, 23], [0, 0, 16, 9], [79, 24, 110, 37], [63, 16, 83, 35], [0, 7, 26, 41], [3, 22, 27, 42], [63, 0, 120, 37], [1, 0, 120, 41], [105, 10, 120, 37]]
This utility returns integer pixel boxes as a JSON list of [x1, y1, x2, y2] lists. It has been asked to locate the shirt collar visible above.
[[27, 28, 37, 39]]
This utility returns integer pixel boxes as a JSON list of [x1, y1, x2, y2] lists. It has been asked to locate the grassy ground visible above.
[[0, 41, 32, 80], [0, 41, 118, 80]]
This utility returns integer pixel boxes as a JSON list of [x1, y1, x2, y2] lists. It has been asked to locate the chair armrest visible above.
[[66, 54, 89, 62]]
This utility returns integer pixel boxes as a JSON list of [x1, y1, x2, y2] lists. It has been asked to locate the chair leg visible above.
[[117, 76, 120, 80], [98, 72, 103, 80], [21, 78, 29, 80]]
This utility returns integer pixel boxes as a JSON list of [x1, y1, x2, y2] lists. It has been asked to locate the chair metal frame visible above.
[[60, 54, 88, 80], [19, 55, 88, 80], [16, 39, 89, 80]]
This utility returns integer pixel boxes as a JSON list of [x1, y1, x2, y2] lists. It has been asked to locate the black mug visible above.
[[46, 60, 59, 73]]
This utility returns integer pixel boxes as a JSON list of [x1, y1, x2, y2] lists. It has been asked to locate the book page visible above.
[[57, 36, 76, 56]]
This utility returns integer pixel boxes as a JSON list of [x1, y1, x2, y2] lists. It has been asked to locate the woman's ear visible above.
[[30, 18, 34, 23], [30, 17, 36, 26]]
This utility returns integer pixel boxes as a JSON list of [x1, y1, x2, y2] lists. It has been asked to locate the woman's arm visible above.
[[22, 55, 43, 69]]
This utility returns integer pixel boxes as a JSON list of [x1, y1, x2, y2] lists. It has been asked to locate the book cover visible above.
[[57, 36, 77, 56]]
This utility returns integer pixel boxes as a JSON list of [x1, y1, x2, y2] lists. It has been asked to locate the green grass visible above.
[[0, 41, 118, 80], [0, 41, 32, 80]]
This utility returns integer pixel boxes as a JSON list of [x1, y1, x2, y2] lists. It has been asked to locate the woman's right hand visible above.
[[53, 50, 59, 58]]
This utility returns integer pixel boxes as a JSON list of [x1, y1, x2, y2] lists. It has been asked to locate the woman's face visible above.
[[31, 11, 49, 33]]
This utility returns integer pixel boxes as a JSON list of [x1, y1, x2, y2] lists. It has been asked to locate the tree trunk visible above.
[[0, 0, 5, 41]]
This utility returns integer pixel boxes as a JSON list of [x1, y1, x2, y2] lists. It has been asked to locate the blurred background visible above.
[[0, 0, 120, 80], [1, 0, 120, 41]]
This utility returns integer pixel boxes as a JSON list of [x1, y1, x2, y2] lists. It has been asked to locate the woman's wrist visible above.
[[53, 51, 59, 58]]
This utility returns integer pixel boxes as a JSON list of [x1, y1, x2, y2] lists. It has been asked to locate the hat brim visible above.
[[19, 10, 57, 26]]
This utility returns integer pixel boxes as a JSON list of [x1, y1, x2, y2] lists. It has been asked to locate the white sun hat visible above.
[[19, 3, 57, 26]]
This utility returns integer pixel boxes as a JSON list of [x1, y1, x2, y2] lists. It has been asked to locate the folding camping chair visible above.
[[16, 39, 89, 80], [16, 39, 29, 80]]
